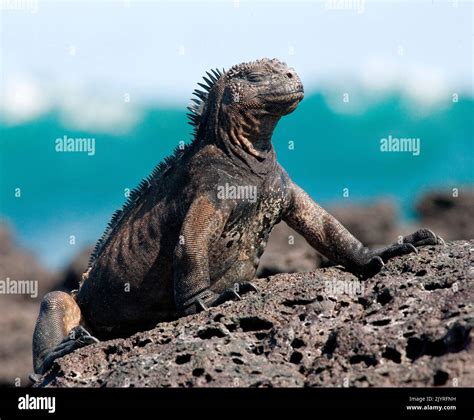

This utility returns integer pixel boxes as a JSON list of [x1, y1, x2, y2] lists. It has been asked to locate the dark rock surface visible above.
[[36, 240, 473, 388]]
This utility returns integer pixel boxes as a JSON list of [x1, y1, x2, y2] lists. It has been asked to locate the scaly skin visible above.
[[32, 58, 443, 374]]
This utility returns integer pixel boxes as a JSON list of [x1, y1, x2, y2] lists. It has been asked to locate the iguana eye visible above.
[[246, 73, 265, 83]]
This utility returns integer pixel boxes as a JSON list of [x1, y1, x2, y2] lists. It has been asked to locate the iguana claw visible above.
[[357, 256, 385, 279], [402, 228, 444, 247], [213, 288, 241, 306], [196, 298, 209, 312], [28, 373, 42, 384], [211, 282, 260, 306], [356, 228, 444, 279], [234, 281, 259, 294]]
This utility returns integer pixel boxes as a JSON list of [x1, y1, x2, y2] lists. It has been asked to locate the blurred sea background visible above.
[[0, 0, 473, 270]]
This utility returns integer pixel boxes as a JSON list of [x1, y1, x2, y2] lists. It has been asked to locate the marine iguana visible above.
[[32, 58, 443, 375]]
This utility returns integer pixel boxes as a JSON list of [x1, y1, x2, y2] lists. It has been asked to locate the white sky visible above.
[[0, 0, 472, 105]]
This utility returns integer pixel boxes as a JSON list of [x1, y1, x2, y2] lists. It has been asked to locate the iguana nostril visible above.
[[286, 72, 293, 79]]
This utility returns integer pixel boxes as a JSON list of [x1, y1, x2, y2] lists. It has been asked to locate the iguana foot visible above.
[[377, 228, 444, 262], [67, 325, 99, 345], [212, 288, 242, 306], [233, 281, 259, 294], [213, 281, 259, 306], [357, 256, 385, 279], [182, 282, 259, 314], [38, 326, 98, 374], [402, 228, 445, 247], [356, 228, 443, 279]]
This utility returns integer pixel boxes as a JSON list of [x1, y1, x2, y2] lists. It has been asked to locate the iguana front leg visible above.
[[174, 195, 242, 315], [284, 183, 443, 278]]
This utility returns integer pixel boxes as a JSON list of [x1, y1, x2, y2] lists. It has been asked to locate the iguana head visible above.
[[188, 58, 304, 163], [222, 58, 304, 116]]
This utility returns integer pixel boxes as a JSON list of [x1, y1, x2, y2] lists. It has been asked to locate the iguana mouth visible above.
[[266, 87, 304, 104], [264, 88, 304, 114]]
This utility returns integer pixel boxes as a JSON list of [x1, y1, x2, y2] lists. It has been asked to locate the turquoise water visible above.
[[1, 91, 473, 268]]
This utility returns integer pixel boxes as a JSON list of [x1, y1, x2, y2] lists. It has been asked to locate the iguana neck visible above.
[[213, 109, 280, 175]]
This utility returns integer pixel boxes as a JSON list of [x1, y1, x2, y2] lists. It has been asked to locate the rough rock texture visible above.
[[415, 189, 474, 241], [36, 240, 473, 388]]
